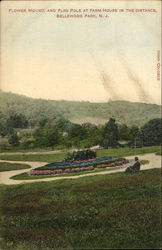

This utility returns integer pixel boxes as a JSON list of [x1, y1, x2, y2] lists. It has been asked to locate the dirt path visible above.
[[0, 153, 161, 185]]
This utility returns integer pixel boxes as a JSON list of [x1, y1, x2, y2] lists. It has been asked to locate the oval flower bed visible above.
[[30, 158, 129, 176]]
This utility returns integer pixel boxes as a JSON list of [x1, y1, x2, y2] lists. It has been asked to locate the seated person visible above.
[[125, 157, 140, 173]]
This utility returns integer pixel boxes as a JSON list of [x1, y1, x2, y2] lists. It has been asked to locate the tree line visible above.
[[0, 114, 161, 150]]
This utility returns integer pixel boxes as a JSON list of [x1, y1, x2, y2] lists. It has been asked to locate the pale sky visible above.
[[1, 0, 161, 104]]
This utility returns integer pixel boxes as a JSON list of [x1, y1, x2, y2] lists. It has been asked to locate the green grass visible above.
[[0, 146, 160, 162], [0, 152, 67, 162], [0, 147, 65, 153], [0, 162, 31, 172], [0, 148, 48, 153], [96, 145, 161, 158], [140, 160, 149, 165], [0, 169, 161, 249], [10, 166, 123, 180], [156, 147, 162, 155]]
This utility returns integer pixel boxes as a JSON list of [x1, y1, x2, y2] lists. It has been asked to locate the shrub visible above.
[[65, 149, 96, 162]]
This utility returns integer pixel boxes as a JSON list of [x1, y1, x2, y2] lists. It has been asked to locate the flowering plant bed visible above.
[[30, 166, 95, 176], [30, 158, 129, 176], [36, 157, 123, 170]]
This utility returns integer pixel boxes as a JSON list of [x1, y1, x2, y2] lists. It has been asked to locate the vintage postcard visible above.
[[0, 0, 161, 249]]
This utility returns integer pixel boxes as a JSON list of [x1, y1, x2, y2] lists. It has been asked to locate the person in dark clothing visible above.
[[125, 157, 140, 173]]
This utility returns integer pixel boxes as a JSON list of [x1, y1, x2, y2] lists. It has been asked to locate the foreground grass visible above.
[[0, 162, 31, 172], [0, 168, 161, 249], [0, 146, 160, 162]]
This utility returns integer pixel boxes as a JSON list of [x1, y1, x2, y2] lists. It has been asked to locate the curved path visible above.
[[0, 153, 161, 185]]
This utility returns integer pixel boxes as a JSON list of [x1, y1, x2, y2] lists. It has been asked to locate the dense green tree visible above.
[[138, 118, 162, 146], [102, 118, 118, 148], [65, 122, 103, 148], [118, 124, 130, 141], [118, 124, 139, 145], [46, 129, 60, 148], [55, 118, 73, 132], [0, 121, 5, 137], [118, 124, 139, 141], [82, 123, 103, 145], [129, 126, 139, 141], [68, 124, 86, 139], [0, 112, 13, 136], [6, 114, 28, 129], [0, 122, 14, 137], [8, 132, 20, 146], [0, 112, 5, 137], [39, 118, 48, 127], [34, 118, 61, 149], [20, 138, 34, 149]]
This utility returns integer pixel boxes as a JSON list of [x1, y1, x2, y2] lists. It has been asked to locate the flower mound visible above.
[[30, 158, 129, 176]]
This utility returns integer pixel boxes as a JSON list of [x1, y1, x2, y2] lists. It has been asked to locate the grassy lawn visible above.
[[0, 162, 31, 172], [10, 160, 149, 180], [0, 152, 67, 162], [0, 168, 161, 249], [96, 145, 161, 158], [0, 146, 160, 162], [156, 148, 162, 155], [0, 147, 64, 153]]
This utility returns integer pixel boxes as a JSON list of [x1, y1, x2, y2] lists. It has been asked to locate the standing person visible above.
[[125, 157, 140, 173]]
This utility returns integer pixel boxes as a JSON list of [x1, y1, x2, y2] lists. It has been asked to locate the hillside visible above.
[[0, 91, 161, 127]]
